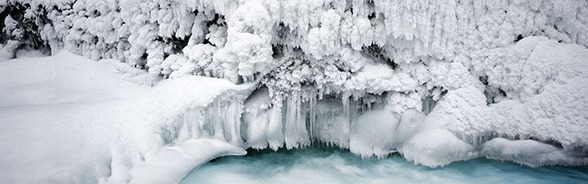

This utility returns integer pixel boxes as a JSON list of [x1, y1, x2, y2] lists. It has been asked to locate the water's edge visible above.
[[182, 148, 588, 184]]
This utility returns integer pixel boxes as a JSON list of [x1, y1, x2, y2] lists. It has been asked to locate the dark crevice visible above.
[[422, 96, 436, 115], [165, 36, 189, 54], [368, 13, 376, 19], [514, 34, 524, 42], [206, 14, 226, 27], [479, 76, 507, 105], [361, 44, 397, 70], [422, 86, 446, 115], [530, 137, 563, 149], [273, 22, 292, 46], [1, 2, 51, 56], [136, 53, 148, 69], [272, 44, 284, 59]]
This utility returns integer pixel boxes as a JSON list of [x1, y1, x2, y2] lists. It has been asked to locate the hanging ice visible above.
[[2, 0, 588, 178]]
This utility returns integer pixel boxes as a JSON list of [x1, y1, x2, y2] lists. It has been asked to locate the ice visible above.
[[191, 61, 588, 167], [350, 109, 399, 158], [2, 46, 588, 184], [2, 0, 588, 182], [401, 129, 476, 167], [0, 52, 251, 183], [128, 139, 246, 184], [312, 97, 351, 148], [266, 103, 285, 150], [283, 92, 310, 149], [240, 87, 286, 150], [242, 87, 272, 149], [395, 109, 426, 144], [482, 138, 588, 167]]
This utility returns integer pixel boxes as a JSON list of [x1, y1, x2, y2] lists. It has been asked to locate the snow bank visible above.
[[0, 52, 251, 184]]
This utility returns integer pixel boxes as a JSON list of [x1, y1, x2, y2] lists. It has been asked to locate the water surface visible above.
[[182, 148, 588, 184]]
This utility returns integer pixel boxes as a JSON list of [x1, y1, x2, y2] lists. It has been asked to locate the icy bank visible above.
[[0, 52, 250, 184], [129, 139, 246, 184]]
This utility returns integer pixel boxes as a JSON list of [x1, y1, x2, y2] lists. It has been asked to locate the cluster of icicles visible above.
[[160, 88, 351, 147], [157, 86, 588, 167]]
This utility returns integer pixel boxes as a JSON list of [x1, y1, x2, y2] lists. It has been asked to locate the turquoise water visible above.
[[182, 148, 588, 184]]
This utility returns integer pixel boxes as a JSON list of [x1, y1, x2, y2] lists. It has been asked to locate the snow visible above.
[[481, 138, 585, 167], [0, 52, 251, 184], [1, 0, 588, 182], [5, 0, 587, 90], [0, 52, 147, 107], [255, 36, 588, 168]]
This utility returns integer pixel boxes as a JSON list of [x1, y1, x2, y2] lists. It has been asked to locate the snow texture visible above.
[[1, 0, 588, 183], [0, 52, 251, 184]]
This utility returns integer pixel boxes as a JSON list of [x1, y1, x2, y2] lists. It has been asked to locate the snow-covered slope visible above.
[[0, 52, 249, 184]]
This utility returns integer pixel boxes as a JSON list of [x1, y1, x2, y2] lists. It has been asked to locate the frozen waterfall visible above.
[[160, 84, 588, 168], [1, 0, 588, 183]]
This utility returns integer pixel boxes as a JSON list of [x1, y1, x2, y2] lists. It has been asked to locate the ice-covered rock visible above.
[[401, 129, 477, 167], [481, 138, 588, 167]]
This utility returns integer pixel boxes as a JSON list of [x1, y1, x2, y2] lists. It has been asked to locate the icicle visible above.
[[308, 91, 317, 142], [223, 99, 244, 145], [184, 109, 203, 140], [201, 103, 213, 138], [267, 100, 284, 150], [311, 97, 352, 148], [284, 95, 295, 149], [284, 92, 310, 149], [342, 92, 351, 124], [212, 102, 226, 141], [296, 92, 310, 147]]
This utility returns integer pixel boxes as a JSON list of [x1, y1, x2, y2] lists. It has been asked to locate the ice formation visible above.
[[1, 0, 588, 183]]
